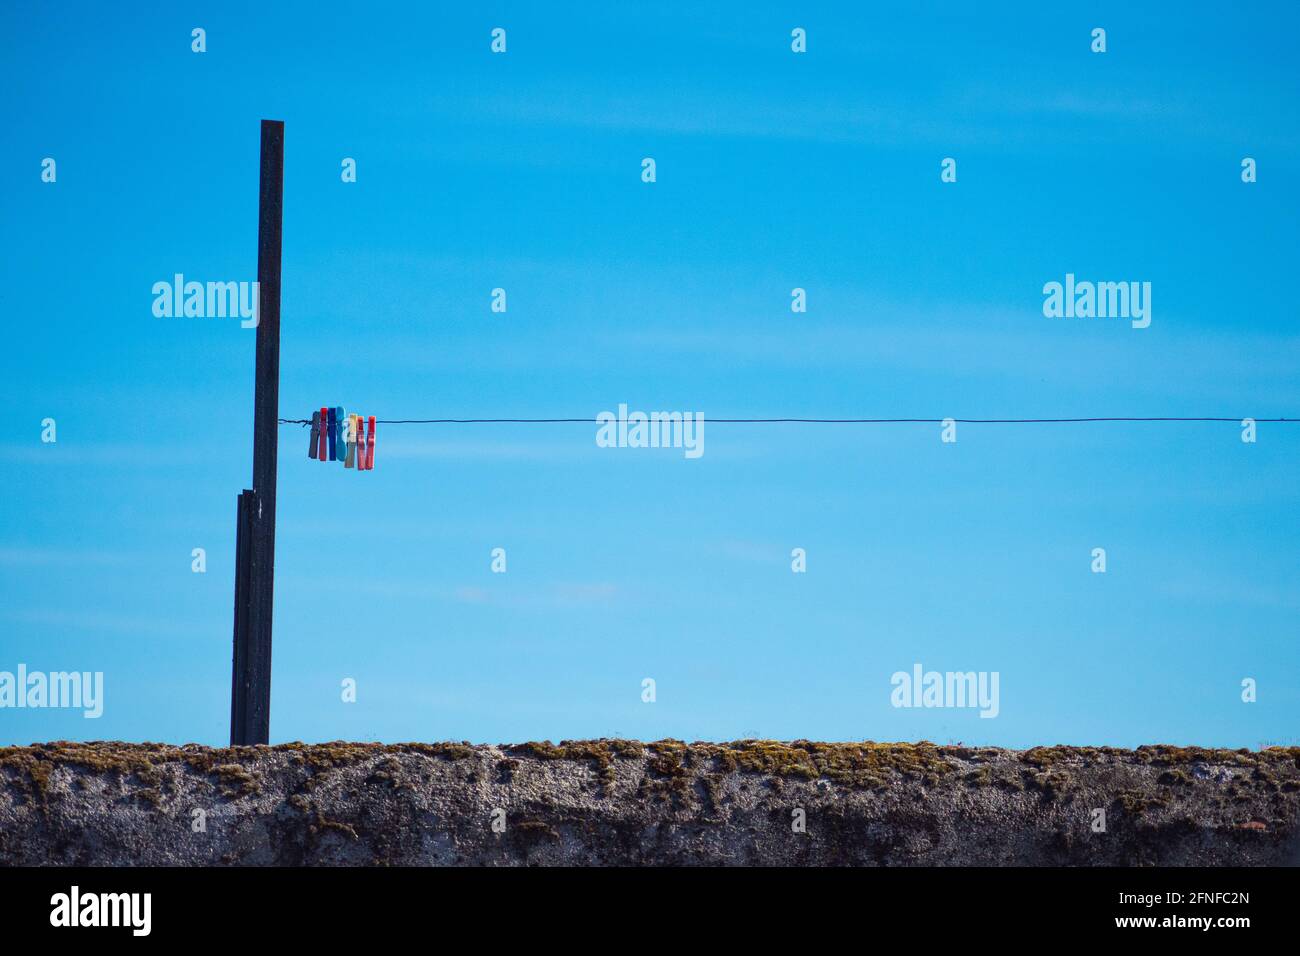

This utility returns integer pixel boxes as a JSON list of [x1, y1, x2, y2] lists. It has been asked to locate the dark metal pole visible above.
[[230, 489, 255, 743], [231, 119, 284, 745]]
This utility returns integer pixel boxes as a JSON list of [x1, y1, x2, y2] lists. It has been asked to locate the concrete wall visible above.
[[2, 740, 1297, 865]]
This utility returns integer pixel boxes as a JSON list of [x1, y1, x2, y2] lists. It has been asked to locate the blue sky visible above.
[[1, 1, 1297, 748]]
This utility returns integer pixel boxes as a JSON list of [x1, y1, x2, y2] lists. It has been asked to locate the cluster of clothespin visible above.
[[309, 407, 376, 470]]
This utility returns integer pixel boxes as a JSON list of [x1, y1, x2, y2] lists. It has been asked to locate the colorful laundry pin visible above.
[[309, 410, 321, 460], [304, 407, 376, 469]]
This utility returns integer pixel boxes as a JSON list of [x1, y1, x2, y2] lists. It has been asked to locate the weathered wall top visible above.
[[2, 740, 1297, 865]]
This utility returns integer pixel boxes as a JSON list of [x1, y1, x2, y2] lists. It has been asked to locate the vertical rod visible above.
[[235, 118, 284, 745], [230, 489, 255, 744]]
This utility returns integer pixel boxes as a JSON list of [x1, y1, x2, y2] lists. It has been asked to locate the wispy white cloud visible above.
[[0, 545, 136, 568], [601, 311, 1300, 407], [2, 607, 198, 637], [705, 539, 782, 564], [278, 573, 623, 610], [1151, 574, 1300, 612], [383, 438, 579, 462], [385, 75, 1296, 153], [0, 444, 209, 467], [550, 582, 619, 606], [407, 86, 995, 148], [454, 585, 490, 604]]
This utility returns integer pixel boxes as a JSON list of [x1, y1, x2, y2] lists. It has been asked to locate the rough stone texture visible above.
[[1, 740, 1297, 866]]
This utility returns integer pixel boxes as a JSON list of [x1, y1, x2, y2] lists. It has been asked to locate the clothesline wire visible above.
[[280, 416, 1296, 426]]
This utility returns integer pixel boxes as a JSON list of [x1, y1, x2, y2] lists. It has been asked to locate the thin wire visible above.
[[279, 416, 1296, 426]]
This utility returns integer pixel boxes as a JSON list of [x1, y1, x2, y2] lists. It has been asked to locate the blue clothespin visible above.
[[327, 407, 337, 460], [309, 410, 321, 460], [334, 407, 346, 462]]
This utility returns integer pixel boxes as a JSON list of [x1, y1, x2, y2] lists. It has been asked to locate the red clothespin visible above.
[[365, 416, 376, 470], [318, 406, 328, 460]]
